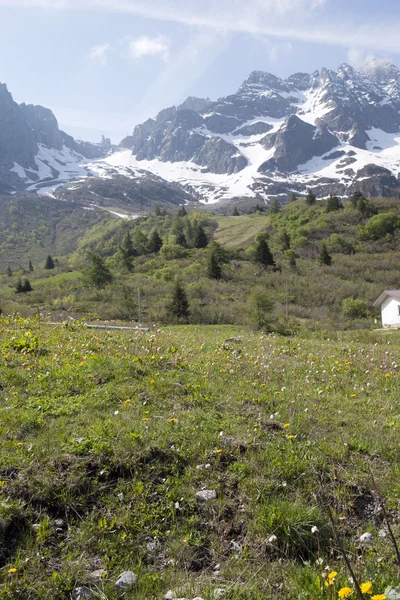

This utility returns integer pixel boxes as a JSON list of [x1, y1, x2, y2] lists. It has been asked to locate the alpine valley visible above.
[[2, 61, 400, 211]]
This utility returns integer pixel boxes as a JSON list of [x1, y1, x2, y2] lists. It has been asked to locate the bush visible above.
[[342, 297, 369, 319], [362, 213, 400, 240]]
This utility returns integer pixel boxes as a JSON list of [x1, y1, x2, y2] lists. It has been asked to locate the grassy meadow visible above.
[[1, 316, 400, 599]]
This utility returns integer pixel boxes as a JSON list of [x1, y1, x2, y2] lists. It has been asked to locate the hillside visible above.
[[0, 195, 113, 271], [1, 193, 400, 330]]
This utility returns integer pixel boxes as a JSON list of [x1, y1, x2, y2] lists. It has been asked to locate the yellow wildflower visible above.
[[338, 587, 353, 598], [326, 571, 337, 586], [8, 568, 17, 574], [371, 596, 386, 600], [283, 423, 290, 428], [360, 582, 373, 595]]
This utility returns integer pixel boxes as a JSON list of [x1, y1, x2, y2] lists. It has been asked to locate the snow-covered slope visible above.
[[3, 62, 400, 206], [115, 61, 400, 203]]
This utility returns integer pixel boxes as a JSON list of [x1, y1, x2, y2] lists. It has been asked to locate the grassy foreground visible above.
[[1, 317, 400, 599]]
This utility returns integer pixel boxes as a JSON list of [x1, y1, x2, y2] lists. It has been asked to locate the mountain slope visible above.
[[115, 61, 400, 204]]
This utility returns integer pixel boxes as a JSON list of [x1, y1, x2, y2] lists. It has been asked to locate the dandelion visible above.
[[8, 568, 17, 574], [216, 449, 223, 453], [325, 571, 337, 586], [287, 435, 295, 439], [283, 423, 290, 428], [338, 587, 353, 598], [168, 417, 177, 423], [371, 596, 386, 600], [360, 582, 373, 595]]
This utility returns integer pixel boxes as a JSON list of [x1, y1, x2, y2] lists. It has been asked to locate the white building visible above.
[[374, 290, 400, 328]]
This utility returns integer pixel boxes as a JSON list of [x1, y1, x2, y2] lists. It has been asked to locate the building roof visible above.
[[373, 290, 400, 307]]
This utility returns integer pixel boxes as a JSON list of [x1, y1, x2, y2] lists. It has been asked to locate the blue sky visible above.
[[0, 0, 399, 143]]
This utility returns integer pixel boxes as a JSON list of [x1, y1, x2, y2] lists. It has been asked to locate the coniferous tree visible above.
[[319, 243, 332, 266], [44, 255, 55, 270], [269, 199, 281, 214], [305, 189, 316, 205], [280, 230, 291, 251], [192, 224, 208, 249], [326, 194, 343, 212], [15, 278, 32, 293], [154, 204, 161, 217], [29, 260, 34, 272], [207, 247, 222, 280], [253, 234, 275, 267], [232, 207, 240, 216], [148, 229, 163, 254], [7, 266, 12, 277], [83, 253, 113, 289], [175, 231, 187, 247], [288, 192, 297, 202], [167, 280, 190, 320], [177, 206, 187, 217]]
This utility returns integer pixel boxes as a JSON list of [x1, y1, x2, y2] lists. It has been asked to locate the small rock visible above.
[[32, 523, 40, 531], [359, 532, 373, 545], [73, 587, 94, 600], [193, 597, 205, 600], [378, 529, 387, 538], [213, 564, 221, 571], [214, 589, 225, 598], [88, 569, 107, 581], [117, 492, 124, 502], [165, 591, 174, 600], [268, 535, 278, 543], [115, 571, 138, 589], [196, 490, 217, 502], [55, 519, 66, 528]]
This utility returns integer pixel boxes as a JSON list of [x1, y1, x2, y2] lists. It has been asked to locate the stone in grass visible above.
[[115, 571, 138, 589], [195, 489, 217, 501], [385, 586, 400, 600], [73, 587, 94, 600]]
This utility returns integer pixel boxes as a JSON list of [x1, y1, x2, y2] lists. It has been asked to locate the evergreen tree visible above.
[[288, 192, 297, 202], [28, 260, 34, 272], [318, 243, 332, 266], [269, 199, 281, 214], [83, 253, 113, 289], [175, 231, 187, 247], [192, 224, 208, 249], [350, 189, 365, 208], [167, 280, 190, 320], [148, 229, 163, 253], [177, 206, 187, 217], [7, 266, 12, 277], [326, 194, 343, 212], [232, 207, 240, 216], [280, 230, 291, 251], [154, 204, 161, 217], [305, 189, 316, 205], [44, 255, 55, 270], [253, 234, 275, 267], [15, 279, 32, 293], [207, 247, 222, 280]]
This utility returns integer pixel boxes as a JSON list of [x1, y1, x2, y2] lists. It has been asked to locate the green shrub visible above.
[[342, 297, 369, 319], [362, 213, 400, 240]]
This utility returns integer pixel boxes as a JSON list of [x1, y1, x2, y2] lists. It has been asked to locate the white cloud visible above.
[[2, 0, 400, 55], [89, 43, 111, 65], [128, 35, 170, 61], [347, 48, 393, 73]]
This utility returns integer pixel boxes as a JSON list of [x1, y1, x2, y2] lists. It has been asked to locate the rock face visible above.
[[117, 61, 400, 204], [259, 116, 339, 173], [0, 83, 108, 193]]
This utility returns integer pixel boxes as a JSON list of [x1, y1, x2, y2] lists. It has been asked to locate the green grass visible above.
[[213, 214, 270, 247], [0, 317, 399, 599]]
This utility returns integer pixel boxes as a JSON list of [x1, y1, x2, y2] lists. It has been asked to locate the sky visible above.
[[0, 0, 399, 143]]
